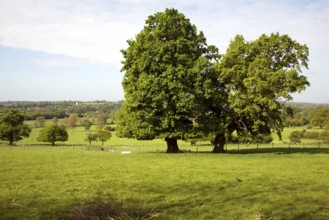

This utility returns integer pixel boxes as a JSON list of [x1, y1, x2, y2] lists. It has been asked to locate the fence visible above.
[[223, 142, 329, 152], [1, 141, 329, 153]]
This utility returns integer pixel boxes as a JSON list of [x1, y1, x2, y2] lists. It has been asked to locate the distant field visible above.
[[273, 126, 326, 144], [0, 146, 328, 219], [9, 123, 327, 152]]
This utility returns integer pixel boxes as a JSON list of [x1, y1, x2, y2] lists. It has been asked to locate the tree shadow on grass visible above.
[[149, 147, 329, 155], [227, 147, 329, 155]]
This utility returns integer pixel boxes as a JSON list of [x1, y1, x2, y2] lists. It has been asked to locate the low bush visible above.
[[289, 130, 303, 144], [303, 131, 320, 139], [320, 130, 329, 142]]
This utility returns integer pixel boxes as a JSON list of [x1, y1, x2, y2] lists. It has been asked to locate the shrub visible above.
[[319, 130, 329, 142], [226, 134, 273, 144], [303, 131, 320, 139], [105, 126, 115, 132], [253, 134, 273, 144], [289, 130, 303, 144]]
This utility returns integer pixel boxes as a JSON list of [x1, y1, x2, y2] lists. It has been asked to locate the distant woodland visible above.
[[0, 101, 328, 129], [0, 101, 122, 121]]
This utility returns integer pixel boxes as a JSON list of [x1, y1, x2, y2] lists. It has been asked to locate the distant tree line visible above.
[[0, 101, 122, 120], [284, 104, 329, 127]]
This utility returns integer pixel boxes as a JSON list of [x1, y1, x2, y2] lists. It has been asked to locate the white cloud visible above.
[[2, 0, 327, 65], [0, 0, 329, 102], [0, 0, 147, 68]]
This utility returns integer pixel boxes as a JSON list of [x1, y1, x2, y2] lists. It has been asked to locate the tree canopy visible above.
[[0, 109, 31, 145], [96, 128, 112, 146], [117, 8, 219, 153], [206, 33, 309, 152], [309, 107, 329, 128], [117, 8, 310, 153], [37, 125, 68, 146]]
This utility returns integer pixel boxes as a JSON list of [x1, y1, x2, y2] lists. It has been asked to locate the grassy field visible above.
[[1, 125, 329, 219], [0, 144, 329, 219]]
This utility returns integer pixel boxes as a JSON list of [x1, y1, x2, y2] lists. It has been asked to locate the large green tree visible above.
[[204, 33, 309, 152], [117, 8, 218, 153], [37, 125, 68, 146], [0, 109, 31, 145]]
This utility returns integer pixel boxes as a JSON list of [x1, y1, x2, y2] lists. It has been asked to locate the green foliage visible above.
[[227, 133, 273, 144], [283, 105, 309, 127], [0, 101, 122, 122], [80, 118, 93, 131], [309, 106, 329, 128], [96, 112, 109, 128], [0, 109, 31, 145], [65, 113, 79, 130], [35, 116, 46, 128], [118, 8, 219, 152], [85, 133, 98, 146], [95, 128, 112, 146], [37, 125, 68, 146], [319, 130, 329, 142], [104, 126, 115, 132], [206, 33, 309, 151], [52, 117, 58, 125], [303, 131, 320, 139], [289, 130, 303, 143]]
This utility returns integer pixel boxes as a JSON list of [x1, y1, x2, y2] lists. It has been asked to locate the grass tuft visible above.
[[70, 194, 162, 220]]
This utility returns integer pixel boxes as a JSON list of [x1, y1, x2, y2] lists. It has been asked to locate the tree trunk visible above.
[[212, 133, 226, 153], [165, 138, 181, 153]]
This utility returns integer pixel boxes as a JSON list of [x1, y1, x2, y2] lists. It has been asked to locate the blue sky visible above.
[[0, 0, 328, 103]]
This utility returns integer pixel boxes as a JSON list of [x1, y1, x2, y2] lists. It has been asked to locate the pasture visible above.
[[1, 142, 329, 219], [1, 125, 329, 219]]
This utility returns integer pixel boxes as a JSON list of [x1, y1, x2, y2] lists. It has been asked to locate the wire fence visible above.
[[1, 141, 329, 153]]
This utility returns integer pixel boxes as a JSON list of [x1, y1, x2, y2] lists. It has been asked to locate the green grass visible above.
[[0, 146, 329, 219], [19, 123, 327, 147]]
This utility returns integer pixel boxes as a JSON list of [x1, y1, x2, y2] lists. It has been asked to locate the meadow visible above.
[[0, 125, 329, 219]]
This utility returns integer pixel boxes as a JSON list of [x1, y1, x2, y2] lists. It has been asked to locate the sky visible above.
[[0, 0, 328, 103]]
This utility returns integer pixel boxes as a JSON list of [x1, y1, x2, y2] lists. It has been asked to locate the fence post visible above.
[[257, 144, 259, 149], [237, 143, 239, 151]]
